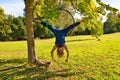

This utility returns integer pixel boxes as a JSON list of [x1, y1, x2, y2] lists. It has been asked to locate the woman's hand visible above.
[[52, 58, 56, 62], [65, 59, 68, 62]]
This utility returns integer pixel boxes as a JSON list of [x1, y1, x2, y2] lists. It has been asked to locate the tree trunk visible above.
[[24, 0, 37, 64], [24, 0, 50, 66], [95, 35, 101, 41]]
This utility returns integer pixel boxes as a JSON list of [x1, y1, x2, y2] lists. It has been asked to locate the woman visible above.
[[34, 19, 80, 62]]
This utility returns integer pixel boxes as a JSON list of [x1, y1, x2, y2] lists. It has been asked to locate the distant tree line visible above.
[[104, 12, 120, 34], [0, 6, 120, 41], [0, 6, 26, 41]]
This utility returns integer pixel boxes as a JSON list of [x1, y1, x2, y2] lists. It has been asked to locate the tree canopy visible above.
[[33, 0, 118, 39], [104, 12, 120, 33], [0, 0, 119, 41]]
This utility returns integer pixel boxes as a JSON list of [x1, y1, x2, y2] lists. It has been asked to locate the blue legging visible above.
[[41, 22, 80, 35]]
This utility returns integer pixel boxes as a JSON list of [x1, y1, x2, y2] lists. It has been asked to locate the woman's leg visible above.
[[62, 22, 80, 34]]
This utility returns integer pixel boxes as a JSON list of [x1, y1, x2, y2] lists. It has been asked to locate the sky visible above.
[[0, 0, 24, 17], [0, 0, 120, 17], [102, 0, 120, 11]]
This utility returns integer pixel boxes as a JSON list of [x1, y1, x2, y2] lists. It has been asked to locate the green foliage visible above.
[[32, 0, 119, 39], [79, 17, 103, 39], [1, 0, 119, 41], [34, 23, 54, 39], [71, 0, 105, 39], [90, 20, 103, 36], [77, 0, 99, 18], [33, 0, 58, 19], [33, 0, 44, 18], [10, 17, 26, 40], [104, 12, 120, 34], [72, 0, 118, 38], [0, 14, 13, 41], [33, 0, 104, 37], [33, 0, 77, 36], [0, 13, 26, 41], [0, 33, 120, 79], [0, 7, 5, 23], [96, 6, 106, 15], [96, 0, 118, 12]]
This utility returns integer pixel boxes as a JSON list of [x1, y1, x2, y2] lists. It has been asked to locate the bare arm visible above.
[[50, 45, 57, 62], [64, 44, 69, 62]]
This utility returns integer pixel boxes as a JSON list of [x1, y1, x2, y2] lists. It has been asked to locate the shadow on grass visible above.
[[0, 58, 26, 66], [0, 59, 81, 80], [66, 38, 94, 43]]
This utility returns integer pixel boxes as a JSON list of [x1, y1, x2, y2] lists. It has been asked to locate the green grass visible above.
[[0, 33, 120, 80]]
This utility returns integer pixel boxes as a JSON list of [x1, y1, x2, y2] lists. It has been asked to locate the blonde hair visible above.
[[57, 47, 64, 58]]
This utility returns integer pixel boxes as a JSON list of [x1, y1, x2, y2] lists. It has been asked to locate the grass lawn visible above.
[[0, 33, 120, 80]]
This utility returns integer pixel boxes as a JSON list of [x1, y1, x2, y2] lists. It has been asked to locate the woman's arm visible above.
[[64, 44, 69, 62], [50, 45, 57, 62]]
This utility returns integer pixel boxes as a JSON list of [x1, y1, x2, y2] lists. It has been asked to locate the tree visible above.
[[0, 8, 13, 41], [23, 0, 118, 65], [0, 7, 5, 23], [10, 17, 26, 40], [104, 12, 120, 34], [24, 0, 42, 65], [0, 7, 5, 40], [70, 0, 118, 40], [71, 0, 104, 40]]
